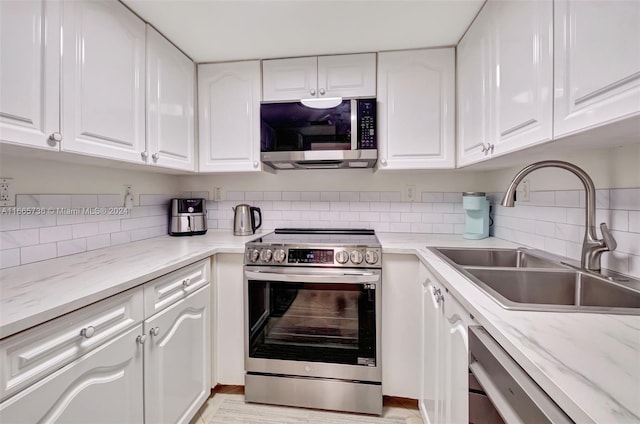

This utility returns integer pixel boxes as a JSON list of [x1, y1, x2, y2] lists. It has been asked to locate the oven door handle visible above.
[[244, 270, 380, 284]]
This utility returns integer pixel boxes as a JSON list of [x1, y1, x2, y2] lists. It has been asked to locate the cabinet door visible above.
[[0, 0, 60, 150], [441, 295, 471, 424], [318, 53, 377, 98], [378, 49, 455, 170], [214, 254, 245, 385], [262, 57, 318, 101], [144, 285, 211, 424], [381, 254, 421, 398], [198, 61, 262, 172], [0, 324, 144, 424], [492, 0, 553, 155], [457, 5, 493, 167], [61, 0, 146, 163], [146, 26, 195, 171], [554, 0, 640, 137], [420, 272, 444, 424]]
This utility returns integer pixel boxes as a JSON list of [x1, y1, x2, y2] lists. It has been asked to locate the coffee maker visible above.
[[462, 192, 489, 239], [169, 198, 207, 236]]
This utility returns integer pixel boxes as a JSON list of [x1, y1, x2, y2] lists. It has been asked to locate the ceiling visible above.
[[122, 0, 485, 63]]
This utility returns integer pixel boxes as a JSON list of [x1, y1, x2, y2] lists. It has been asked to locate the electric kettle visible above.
[[233, 204, 262, 236]]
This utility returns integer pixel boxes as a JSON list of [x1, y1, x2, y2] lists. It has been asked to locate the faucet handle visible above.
[[600, 223, 617, 251]]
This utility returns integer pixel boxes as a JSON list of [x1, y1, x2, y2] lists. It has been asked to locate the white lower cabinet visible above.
[[0, 259, 211, 424], [420, 262, 474, 424], [213, 254, 245, 385], [144, 285, 211, 424], [0, 324, 144, 423], [382, 254, 421, 398]]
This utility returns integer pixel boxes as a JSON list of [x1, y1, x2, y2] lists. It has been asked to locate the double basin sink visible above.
[[429, 247, 640, 315]]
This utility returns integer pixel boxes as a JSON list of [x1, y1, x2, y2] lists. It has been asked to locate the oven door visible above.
[[244, 266, 381, 382]]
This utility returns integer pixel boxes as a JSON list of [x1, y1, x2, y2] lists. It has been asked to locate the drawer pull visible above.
[[182, 278, 192, 288], [136, 334, 147, 345], [80, 326, 96, 338], [150, 327, 160, 337]]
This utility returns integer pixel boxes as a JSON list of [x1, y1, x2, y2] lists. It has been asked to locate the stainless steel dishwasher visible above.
[[469, 327, 574, 424]]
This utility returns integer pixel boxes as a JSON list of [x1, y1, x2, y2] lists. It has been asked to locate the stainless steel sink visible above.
[[434, 247, 565, 269], [465, 268, 640, 312], [429, 247, 640, 315]]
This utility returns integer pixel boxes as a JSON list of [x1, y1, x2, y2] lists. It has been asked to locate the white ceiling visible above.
[[122, 0, 485, 63]]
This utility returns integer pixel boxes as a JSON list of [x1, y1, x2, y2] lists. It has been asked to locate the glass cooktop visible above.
[[251, 228, 380, 247]]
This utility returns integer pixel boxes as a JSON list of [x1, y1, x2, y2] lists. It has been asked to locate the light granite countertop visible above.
[[1, 230, 638, 423]]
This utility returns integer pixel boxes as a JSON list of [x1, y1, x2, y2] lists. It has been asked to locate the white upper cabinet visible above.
[[377, 49, 455, 170], [457, 0, 553, 167], [0, 0, 60, 151], [554, 0, 640, 137], [61, 0, 146, 163], [146, 26, 195, 171], [262, 53, 376, 102], [492, 0, 553, 154], [457, 6, 493, 167], [198, 61, 262, 172]]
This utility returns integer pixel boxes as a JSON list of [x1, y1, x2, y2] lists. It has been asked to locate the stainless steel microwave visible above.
[[260, 98, 377, 170]]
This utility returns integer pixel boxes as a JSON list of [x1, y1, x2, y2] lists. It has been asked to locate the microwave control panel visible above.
[[358, 99, 377, 149]]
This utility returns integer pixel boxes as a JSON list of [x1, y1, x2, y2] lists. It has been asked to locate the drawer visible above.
[[0, 287, 143, 402], [144, 259, 210, 318]]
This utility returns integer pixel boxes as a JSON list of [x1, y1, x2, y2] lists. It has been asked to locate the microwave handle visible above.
[[245, 269, 379, 284], [350, 98, 357, 150]]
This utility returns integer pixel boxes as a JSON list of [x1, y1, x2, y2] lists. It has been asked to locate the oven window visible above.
[[247, 281, 376, 366]]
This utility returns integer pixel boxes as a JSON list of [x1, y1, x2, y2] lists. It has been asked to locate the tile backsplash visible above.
[[207, 191, 467, 235], [0, 193, 177, 269], [489, 188, 640, 278], [2, 188, 638, 279]]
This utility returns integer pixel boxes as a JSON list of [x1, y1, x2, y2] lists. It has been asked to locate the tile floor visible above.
[[189, 386, 424, 424]]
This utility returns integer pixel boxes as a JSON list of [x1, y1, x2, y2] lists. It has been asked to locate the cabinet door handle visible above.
[[182, 278, 191, 288], [481, 143, 488, 153], [136, 334, 147, 345], [253, 160, 259, 168], [80, 326, 95, 338], [489, 143, 495, 153], [319, 88, 326, 96], [152, 153, 160, 161], [150, 327, 160, 337], [310, 88, 316, 96], [380, 158, 387, 166], [141, 151, 148, 160]]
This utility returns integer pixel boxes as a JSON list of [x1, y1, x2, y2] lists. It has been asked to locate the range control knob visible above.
[[335, 250, 349, 264], [350, 250, 364, 265], [260, 249, 273, 263], [365, 250, 379, 265], [273, 249, 287, 263], [246, 249, 259, 263]]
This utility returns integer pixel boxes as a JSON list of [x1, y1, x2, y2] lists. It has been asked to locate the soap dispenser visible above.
[[462, 192, 490, 239]]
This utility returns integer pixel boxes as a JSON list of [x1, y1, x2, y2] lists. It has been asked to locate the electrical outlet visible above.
[[213, 187, 224, 201], [0, 178, 16, 207], [519, 179, 531, 202], [404, 185, 417, 202]]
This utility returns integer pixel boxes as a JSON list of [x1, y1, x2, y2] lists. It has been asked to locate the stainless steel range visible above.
[[243, 228, 382, 415]]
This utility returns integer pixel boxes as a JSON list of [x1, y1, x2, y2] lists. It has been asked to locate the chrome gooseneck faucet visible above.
[[500, 160, 617, 272]]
